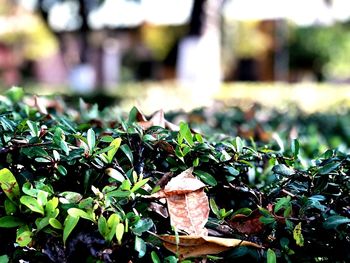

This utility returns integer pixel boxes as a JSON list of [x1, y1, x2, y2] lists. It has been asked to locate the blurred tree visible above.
[[289, 23, 350, 82]]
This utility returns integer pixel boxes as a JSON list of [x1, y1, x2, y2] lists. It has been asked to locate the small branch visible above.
[[281, 189, 296, 198]]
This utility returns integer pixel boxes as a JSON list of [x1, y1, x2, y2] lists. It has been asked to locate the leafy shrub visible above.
[[0, 87, 349, 262]]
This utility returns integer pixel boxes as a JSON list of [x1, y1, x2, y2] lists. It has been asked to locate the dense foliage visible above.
[[0, 87, 349, 263]]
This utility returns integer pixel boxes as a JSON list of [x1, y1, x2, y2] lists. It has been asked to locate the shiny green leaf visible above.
[[63, 215, 79, 244], [0, 168, 20, 202], [0, 216, 23, 228], [20, 196, 44, 215]]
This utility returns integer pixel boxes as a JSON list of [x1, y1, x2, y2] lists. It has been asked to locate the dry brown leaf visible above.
[[132, 107, 179, 131], [24, 96, 64, 114], [165, 120, 180, 131], [155, 140, 175, 154], [164, 167, 206, 195], [149, 109, 165, 128], [163, 168, 209, 236], [158, 234, 261, 259], [228, 209, 264, 235], [148, 168, 209, 235], [137, 109, 165, 130]]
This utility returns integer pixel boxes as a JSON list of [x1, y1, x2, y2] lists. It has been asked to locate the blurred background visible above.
[[1, 0, 350, 112]]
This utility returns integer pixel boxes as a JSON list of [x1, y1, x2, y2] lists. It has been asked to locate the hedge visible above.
[[0, 87, 349, 262]]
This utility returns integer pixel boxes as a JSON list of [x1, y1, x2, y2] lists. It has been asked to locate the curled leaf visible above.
[[159, 234, 261, 259], [163, 168, 209, 235], [164, 168, 206, 195]]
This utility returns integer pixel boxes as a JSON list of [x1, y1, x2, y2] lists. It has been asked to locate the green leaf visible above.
[[107, 138, 122, 163], [210, 198, 220, 217], [121, 178, 132, 191], [57, 165, 67, 176], [234, 137, 243, 153], [0, 168, 20, 202], [293, 222, 304, 246], [21, 147, 49, 159], [0, 254, 9, 263], [26, 120, 39, 137], [132, 218, 154, 236], [179, 122, 194, 146], [233, 207, 252, 216], [45, 197, 59, 214], [63, 215, 79, 244], [87, 128, 96, 152], [131, 178, 149, 193], [291, 139, 299, 157], [226, 166, 239, 176], [195, 134, 203, 143], [0, 216, 23, 228], [128, 106, 140, 123], [22, 182, 37, 197], [322, 149, 334, 159], [98, 216, 108, 237], [67, 208, 94, 221], [283, 205, 293, 217], [135, 236, 147, 258], [164, 256, 178, 263], [106, 214, 120, 241], [274, 196, 291, 213], [116, 223, 124, 244], [272, 164, 294, 176], [194, 170, 217, 186], [120, 144, 134, 164], [106, 168, 125, 183], [37, 190, 48, 206], [16, 230, 32, 247], [260, 216, 276, 225], [6, 86, 24, 102], [151, 251, 161, 263], [60, 140, 70, 156], [36, 217, 50, 231], [49, 218, 63, 229], [20, 196, 44, 215], [106, 190, 131, 198], [318, 162, 341, 175], [59, 191, 82, 204], [323, 215, 350, 229], [267, 248, 276, 263], [4, 199, 17, 215], [54, 127, 69, 155], [100, 136, 114, 142], [35, 157, 51, 163], [94, 145, 114, 155]]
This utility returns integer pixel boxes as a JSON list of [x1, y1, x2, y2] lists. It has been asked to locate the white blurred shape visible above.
[[48, 1, 82, 31], [223, 0, 334, 26], [89, 0, 142, 29], [143, 0, 193, 25], [69, 64, 96, 94], [18, 0, 38, 11]]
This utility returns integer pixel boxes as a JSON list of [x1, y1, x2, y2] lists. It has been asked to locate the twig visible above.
[[281, 189, 296, 198]]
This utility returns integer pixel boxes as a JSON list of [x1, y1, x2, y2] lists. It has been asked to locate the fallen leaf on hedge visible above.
[[228, 209, 264, 234], [150, 168, 209, 235], [137, 109, 165, 130], [155, 140, 175, 154], [165, 168, 209, 235], [132, 107, 179, 131], [158, 234, 261, 259]]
